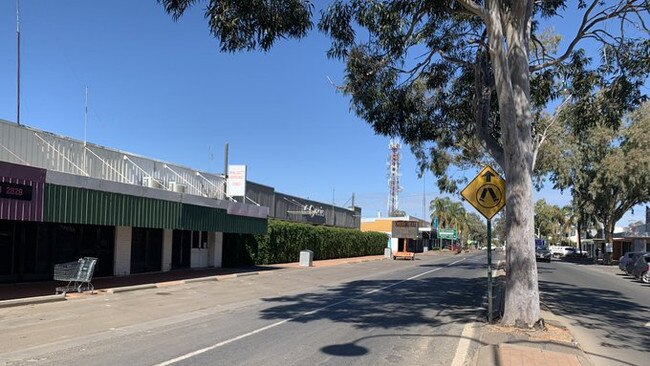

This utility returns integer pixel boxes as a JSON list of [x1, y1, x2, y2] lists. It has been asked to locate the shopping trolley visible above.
[[53, 257, 98, 294]]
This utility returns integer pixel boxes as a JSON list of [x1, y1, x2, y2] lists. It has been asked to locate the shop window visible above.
[[192, 231, 200, 249], [54, 225, 79, 263], [0, 221, 15, 277], [201, 231, 208, 249], [131, 227, 162, 273]]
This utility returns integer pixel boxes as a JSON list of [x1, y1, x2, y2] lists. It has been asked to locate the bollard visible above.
[[299, 250, 313, 267]]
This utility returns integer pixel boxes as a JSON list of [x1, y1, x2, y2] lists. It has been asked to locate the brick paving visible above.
[[498, 345, 582, 366]]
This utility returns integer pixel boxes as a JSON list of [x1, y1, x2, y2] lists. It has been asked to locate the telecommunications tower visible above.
[[387, 139, 402, 216]]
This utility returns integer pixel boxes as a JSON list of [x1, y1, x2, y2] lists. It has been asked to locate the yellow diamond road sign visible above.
[[461, 165, 506, 220]]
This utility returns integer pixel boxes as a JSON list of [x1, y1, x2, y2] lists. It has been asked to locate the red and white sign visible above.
[[227, 165, 247, 197]]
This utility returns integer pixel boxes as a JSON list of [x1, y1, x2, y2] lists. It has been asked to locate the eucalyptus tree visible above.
[[159, 0, 649, 327], [466, 212, 488, 244], [534, 199, 564, 240], [548, 102, 650, 245], [493, 214, 506, 244]]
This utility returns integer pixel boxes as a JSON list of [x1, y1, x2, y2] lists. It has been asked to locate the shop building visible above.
[[360, 215, 431, 253], [0, 119, 359, 283], [0, 160, 267, 283]]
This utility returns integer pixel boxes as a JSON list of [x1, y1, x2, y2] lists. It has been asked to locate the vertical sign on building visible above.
[[227, 165, 247, 197]]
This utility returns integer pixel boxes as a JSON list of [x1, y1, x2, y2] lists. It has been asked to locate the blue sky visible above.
[[0, 1, 646, 228]]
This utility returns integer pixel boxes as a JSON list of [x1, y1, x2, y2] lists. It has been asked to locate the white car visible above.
[[550, 246, 576, 258]]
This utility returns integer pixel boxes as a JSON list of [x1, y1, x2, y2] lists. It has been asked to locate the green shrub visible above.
[[223, 220, 388, 266]]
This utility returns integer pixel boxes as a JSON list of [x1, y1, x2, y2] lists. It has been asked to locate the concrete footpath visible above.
[[472, 262, 593, 366], [0, 250, 459, 308]]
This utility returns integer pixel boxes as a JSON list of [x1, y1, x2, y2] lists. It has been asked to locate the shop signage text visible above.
[[0, 182, 33, 201]]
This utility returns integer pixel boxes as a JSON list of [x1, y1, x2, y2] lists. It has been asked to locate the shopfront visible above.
[[0, 160, 269, 283], [0, 162, 47, 282]]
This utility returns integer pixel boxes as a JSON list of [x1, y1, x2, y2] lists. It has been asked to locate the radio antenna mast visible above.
[[387, 140, 402, 216], [16, 0, 21, 125]]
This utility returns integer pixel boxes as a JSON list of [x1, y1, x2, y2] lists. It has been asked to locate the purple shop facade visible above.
[[0, 161, 46, 221]]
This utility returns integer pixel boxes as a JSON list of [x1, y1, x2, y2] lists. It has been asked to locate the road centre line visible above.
[[448, 258, 467, 267], [154, 257, 468, 366]]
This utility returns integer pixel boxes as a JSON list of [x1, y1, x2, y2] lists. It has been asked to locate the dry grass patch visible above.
[[485, 321, 577, 345]]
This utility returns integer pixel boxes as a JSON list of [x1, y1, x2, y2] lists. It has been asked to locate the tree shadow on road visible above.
[[539, 279, 650, 353], [259, 274, 487, 331]]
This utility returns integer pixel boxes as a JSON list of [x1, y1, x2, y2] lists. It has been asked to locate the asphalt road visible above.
[[1, 252, 490, 366], [537, 260, 650, 366]]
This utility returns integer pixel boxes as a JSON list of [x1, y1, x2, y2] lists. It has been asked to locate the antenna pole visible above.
[[223, 142, 229, 198], [84, 86, 88, 146], [16, 0, 21, 125], [83, 86, 88, 173]]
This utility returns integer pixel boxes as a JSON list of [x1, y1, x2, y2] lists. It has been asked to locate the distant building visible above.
[[361, 215, 431, 254]]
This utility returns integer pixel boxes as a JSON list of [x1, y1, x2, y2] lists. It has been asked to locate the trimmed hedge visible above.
[[222, 220, 388, 267]]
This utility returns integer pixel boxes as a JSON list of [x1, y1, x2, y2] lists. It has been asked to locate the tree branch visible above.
[[529, 0, 646, 73], [473, 37, 505, 168], [531, 98, 568, 171], [529, 0, 601, 72], [455, 0, 487, 19]]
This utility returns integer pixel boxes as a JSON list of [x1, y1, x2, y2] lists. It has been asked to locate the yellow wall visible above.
[[360, 220, 393, 233]]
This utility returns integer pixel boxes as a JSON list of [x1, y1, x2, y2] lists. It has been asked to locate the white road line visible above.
[[154, 257, 468, 366], [155, 319, 292, 366], [448, 258, 466, 267], [646, 322, 650, 328], [450, 322, 476, 366]]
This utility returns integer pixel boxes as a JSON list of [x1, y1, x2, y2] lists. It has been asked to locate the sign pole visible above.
[[460, 165, 505, 324], [487, 218, 493, 323]]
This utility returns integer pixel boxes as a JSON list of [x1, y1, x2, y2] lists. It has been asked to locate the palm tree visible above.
[[558, 205, 576, 245], [430, 197, 470, 248], [448, 201, 468, 246], [429, 197, 453, 228]]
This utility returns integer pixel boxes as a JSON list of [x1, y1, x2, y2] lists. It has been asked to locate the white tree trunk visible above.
[[501, 116, 539, 327], [485, 0, 540, 327]]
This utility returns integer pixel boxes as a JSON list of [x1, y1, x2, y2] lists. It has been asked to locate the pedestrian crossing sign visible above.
[[461, 165, 506, 220]]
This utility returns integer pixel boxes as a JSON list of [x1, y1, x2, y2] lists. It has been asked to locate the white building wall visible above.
[[633, 238, 647, 252], [191, 249, 208, 268], [206, 232, 224, 268], [114, 226, 132, 276], [191, 232, 210, 268], [162, 229, 173, 272], [390, 237, 399, 252]]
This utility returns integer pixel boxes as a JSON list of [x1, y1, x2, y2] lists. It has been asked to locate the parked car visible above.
[[535, 247, 551, 262], [619, 252, 647, 275], [631, 253, 650, 283], [550, 246, 576, 258]]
